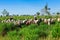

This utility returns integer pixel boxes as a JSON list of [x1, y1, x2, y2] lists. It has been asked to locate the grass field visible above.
[[0, 15, 60, 40]]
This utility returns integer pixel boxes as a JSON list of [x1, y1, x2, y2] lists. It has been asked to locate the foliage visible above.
[[2, 9, 9, 16]]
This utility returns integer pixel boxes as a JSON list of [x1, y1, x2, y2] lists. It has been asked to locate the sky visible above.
[[0, 0, 60, 15]]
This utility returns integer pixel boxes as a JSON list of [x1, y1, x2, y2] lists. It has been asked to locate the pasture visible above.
[[0, 15, 60, 40]]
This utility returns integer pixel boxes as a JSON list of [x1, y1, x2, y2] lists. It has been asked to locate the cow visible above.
[[37, 18, 43, 25], [44, 18, 48, 24], [25, 19, 33, 25], [47, 18, 55, 25], [57, 18, 60, 22]]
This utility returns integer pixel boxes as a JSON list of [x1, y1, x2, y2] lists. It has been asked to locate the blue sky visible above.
[[0, 0, 60, 15]]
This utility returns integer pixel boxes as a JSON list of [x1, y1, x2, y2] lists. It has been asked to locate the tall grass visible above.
[[0, 16, 60, 40]]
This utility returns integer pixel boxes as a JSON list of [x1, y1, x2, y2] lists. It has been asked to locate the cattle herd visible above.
[[1, 17, 60, 26]]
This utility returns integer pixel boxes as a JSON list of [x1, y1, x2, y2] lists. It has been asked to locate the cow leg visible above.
[[48, 22, 50, 25]]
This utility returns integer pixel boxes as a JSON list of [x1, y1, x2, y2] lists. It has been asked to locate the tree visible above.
[[6, 12, 9, 16], [36, 12, 40, 16], [56, 12, 60, 17], [56, 12, 60, 15], [2, 9, 9, 16]]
